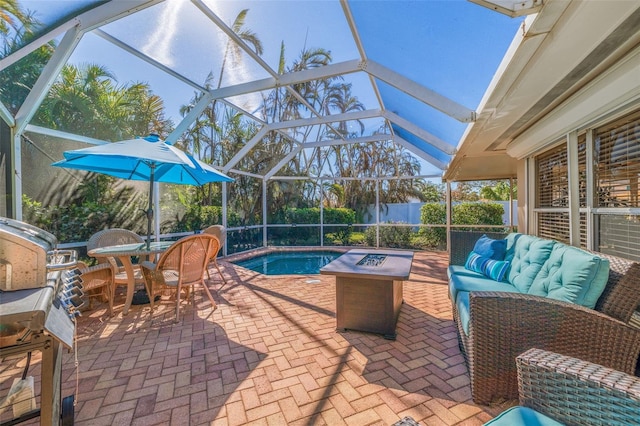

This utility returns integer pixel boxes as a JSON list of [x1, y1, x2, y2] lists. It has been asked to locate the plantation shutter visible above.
[[595, 110, 640, 208], [536, 143, 570, 244], [594, 110, 640, 260]]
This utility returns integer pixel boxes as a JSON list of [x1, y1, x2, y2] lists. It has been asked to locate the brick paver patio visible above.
[[1, 250, 513, 425]]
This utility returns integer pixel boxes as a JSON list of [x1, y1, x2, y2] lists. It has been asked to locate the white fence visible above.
[[365, 201, 518, 226]]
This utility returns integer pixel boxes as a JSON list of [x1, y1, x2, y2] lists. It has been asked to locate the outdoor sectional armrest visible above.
[[466, 291, 640, 404], [515, 348, 640, 425]]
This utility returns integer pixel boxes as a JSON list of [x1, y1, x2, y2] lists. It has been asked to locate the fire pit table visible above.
[[320, 249, 414, 340]]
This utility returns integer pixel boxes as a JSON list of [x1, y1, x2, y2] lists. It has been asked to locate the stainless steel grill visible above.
[[0, 217, 80, 425]]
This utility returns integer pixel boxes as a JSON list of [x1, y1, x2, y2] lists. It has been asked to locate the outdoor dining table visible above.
[[88, 240, 173, 315]]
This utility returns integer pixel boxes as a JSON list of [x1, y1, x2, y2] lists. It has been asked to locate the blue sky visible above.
[[27, 0, 522, 175]]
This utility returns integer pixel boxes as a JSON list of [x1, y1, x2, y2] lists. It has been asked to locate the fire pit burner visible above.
[[357, 254, 387, 267]]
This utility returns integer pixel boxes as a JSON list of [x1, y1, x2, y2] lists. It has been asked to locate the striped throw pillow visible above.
[[465, 251, 510, 282]]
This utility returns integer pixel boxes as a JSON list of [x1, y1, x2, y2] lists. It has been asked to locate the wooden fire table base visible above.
[[321, 249, 414, 340]]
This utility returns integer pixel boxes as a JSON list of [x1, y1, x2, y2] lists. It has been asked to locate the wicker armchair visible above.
[[450, 231, 640, 404], [485, 348, 640, 425], [77, 261, 114, 316], [87, 228, 147, 302], [141, 234, 218, 322], [202, 225, 227, 285]]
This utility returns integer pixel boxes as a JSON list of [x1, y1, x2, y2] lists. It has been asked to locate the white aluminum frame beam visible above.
[[268, 109, 382, 130], [0, 19, 79, 72], [193, 0, 344, 139], [0, 102, 15, 127], [271, 174, 442, 181], [15, 27, 81, 134], [25, 125, 107, 146], [340, 0, 386, 110], [394, 135, 448, 170], [93, 29, 208, 93], [223, 126, 270, 172], [383, 110, 456, 155], [364, 61, 476, 123]]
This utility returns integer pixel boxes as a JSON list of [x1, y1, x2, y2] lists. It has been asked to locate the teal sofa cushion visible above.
[[506, 234, 555, 293], [484, 406, 563, 426], [456, 291, 471, 335], [528, 244, 609, 308], [449, 268, 519, 301]]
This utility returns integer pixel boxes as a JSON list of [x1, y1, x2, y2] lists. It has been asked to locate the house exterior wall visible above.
[[508, 43, 640, 260]]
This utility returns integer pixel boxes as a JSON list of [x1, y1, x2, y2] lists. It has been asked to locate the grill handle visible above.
[[46, 250, 78, 271]]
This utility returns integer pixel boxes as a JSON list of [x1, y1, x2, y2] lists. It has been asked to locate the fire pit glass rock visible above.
[[357, 254, 387, 267]]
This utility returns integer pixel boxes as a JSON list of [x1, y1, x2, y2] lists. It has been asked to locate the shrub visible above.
[[419, 202, 505, 247], [420, 202, 446, 245], [167, 205, 223, 232], [364, 222, 412, 248], [453, 202, 505, 230]]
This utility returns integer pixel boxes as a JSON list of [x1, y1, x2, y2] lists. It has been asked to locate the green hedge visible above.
[[270, 207, 357, 245], [419, 202, 506, 248], [364, 223, 412, 248]]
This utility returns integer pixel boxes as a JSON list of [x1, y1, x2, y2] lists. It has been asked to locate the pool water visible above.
[[233, 250, 343, 275]]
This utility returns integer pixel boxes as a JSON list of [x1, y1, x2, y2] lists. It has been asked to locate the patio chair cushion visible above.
[[473, 234, 507, 260], [528, 244, 609, 308], [483, 406, 563, 426]]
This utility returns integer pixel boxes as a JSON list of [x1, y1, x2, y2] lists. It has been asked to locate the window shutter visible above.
[[595, 111, 640, 207], [537, 143, 568, 208]]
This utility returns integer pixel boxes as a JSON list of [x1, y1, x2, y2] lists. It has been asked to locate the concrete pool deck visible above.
[[0, 250, 514, 425]]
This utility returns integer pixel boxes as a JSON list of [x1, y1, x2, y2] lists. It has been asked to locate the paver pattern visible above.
[[1, 251, 513, 425]]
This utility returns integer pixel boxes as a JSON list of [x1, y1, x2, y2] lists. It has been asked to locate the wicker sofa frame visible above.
[[449, 230, 640, 405], [512, 348, 640, 425]]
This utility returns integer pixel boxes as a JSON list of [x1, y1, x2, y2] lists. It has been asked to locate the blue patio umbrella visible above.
[[52, 134, 233, 248]]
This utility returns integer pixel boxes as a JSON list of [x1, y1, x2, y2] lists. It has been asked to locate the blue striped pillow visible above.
[[465, 251, 510, 282]]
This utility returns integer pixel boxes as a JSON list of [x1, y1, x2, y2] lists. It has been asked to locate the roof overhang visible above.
[[468, 0, 543, 18], [445, 0, 640, 181]]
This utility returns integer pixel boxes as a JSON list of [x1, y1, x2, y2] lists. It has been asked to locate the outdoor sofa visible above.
[[448, 231, 640, 404], [485, 348, 640, 425]]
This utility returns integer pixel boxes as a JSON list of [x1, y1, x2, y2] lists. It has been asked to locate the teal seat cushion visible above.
[[448, 264, 482, 279], [528, 244, 610, 308], [456, 291, 471, 335], [506, 234, 555, 293], [484, 406, 563, 426], [449, 269, 519, 301]]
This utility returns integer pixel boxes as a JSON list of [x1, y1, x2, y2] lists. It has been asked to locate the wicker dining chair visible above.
[[141, 234, 219, 322], [77, 260, 114, 316], [87, 228, 147, 302], [202, 225, 227, 285]]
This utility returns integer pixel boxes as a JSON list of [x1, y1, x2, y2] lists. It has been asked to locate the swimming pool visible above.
[[233, 250, 343, 275]]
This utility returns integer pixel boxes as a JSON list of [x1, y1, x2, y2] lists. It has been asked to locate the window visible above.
[[594, 110, 640, 260], [595, 110, 640, 207]]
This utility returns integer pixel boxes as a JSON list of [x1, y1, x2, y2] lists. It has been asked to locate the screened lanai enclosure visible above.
[[1, 0, 640, 260]]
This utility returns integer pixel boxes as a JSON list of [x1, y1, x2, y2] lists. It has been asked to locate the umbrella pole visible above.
[[146, 164, 155, 250]]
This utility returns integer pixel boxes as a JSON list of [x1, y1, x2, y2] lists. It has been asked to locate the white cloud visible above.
[[142, 0, 185, 67]]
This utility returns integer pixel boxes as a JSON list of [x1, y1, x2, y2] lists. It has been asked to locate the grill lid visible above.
[[0, 217, 57, 250], [0, 217, 74, 291]]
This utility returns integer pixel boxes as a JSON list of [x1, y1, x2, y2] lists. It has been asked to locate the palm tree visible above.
[[0, 0, 33, 40], [0, 1, 46, 114], [35, 63, 169, 141]]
